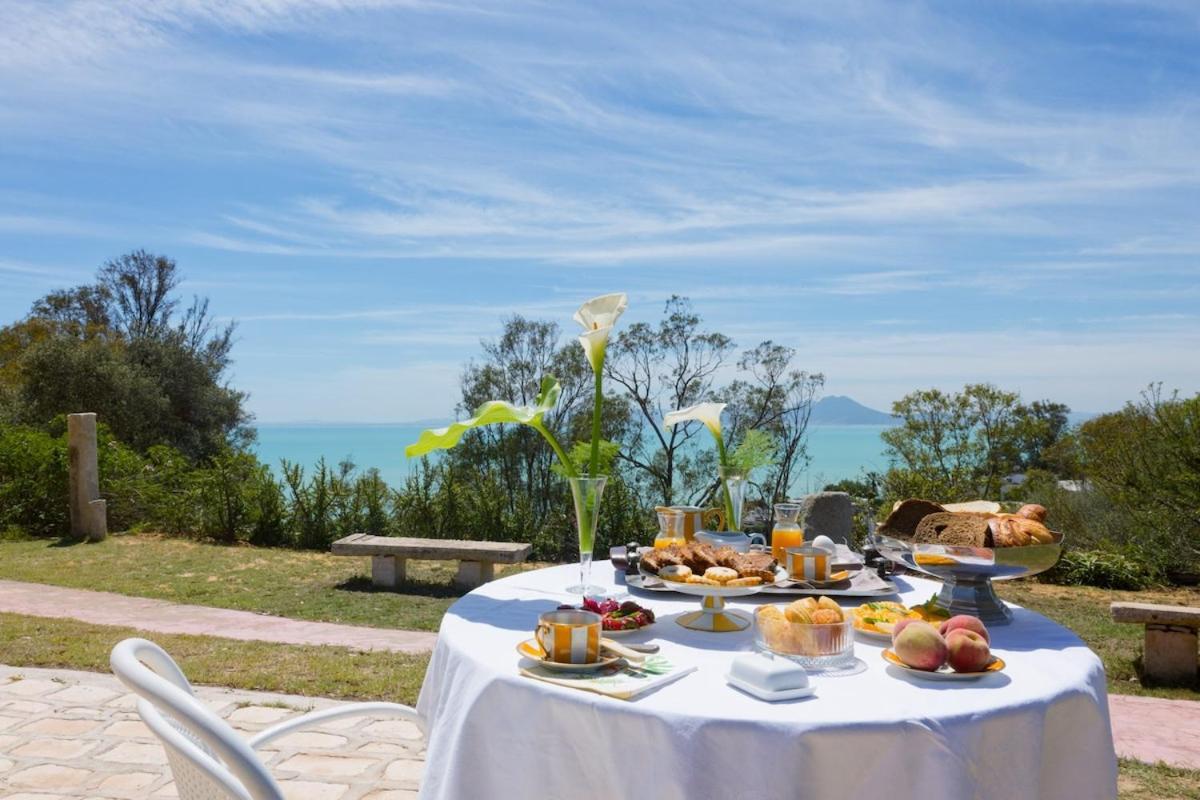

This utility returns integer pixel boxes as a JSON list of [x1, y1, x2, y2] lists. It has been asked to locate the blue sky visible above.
[[2, 0, 1198, 422]]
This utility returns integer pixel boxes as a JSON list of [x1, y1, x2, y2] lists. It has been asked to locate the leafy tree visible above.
[[1074, 385, 1200, 570], [0, 250, 251, 459], [881, 383, 1071, 503]]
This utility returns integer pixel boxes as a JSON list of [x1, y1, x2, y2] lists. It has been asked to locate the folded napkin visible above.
[[519, 656, 696, 700]]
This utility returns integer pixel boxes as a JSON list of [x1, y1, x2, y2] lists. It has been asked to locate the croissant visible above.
[[987, 515, 1054, 547], [1016, 504, 1048, 523]]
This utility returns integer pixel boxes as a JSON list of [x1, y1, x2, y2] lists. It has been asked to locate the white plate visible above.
[[601, 622, 655, 637], [725, 673, 816, 702], [852, 625, 894, 643], [881, 649, 1006, 681]]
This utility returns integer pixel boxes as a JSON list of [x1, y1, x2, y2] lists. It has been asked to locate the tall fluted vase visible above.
[[566, 476, 608, 596], [721, 470, 748, 533]]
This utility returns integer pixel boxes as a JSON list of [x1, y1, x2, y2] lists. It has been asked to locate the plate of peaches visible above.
[[881, 615, 1006, 681]]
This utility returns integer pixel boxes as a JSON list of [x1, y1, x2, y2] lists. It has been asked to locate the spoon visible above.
[[604, 638, 662, 657]]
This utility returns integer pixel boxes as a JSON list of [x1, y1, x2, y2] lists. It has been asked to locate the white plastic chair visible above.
[[110, 637, 421, 800]]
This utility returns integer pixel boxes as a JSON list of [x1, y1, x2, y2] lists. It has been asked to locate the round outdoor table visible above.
[[416, 561, 1117, 800]]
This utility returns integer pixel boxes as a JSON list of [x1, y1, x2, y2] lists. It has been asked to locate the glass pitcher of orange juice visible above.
[[771, 503, 804, 563], [654, 509, 686, 549]]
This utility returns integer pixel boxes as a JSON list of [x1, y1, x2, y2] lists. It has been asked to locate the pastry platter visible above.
[[626, 562, 898, 598]]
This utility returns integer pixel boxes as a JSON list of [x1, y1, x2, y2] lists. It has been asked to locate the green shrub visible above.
[[0, 425, 68, 537], [1042, 548, 1150, 590]]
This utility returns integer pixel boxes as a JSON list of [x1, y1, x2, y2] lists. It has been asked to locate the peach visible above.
[[892, 621, 948, 671], [946, 629, 992, 673], [939, 615, 990, 644], [890, 617, 921, 642]]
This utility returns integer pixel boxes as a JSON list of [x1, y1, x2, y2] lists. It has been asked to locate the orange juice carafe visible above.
[[654, 509, 686, 549], [771, 503, 804, 563]]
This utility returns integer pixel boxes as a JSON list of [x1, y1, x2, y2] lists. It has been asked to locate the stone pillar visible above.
[[1143, 625, 1198, 685], [797, 491, 854, 546], [68, 413, 106, 542]]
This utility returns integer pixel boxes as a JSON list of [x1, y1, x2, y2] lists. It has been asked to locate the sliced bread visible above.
[[913, 512, 993, 547], [879, 499, 946, 539]]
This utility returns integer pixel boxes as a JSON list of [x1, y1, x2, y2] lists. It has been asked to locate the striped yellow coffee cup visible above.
[[786, 546, 831, 582], [535, 609, 601, 664]]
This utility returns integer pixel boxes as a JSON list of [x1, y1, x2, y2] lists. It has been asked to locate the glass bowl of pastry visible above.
[[755, 597, 855, 670]]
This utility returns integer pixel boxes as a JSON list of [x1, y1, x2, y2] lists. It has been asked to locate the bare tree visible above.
[[606, 296, 733, 504], [724, 341, 824, 503]]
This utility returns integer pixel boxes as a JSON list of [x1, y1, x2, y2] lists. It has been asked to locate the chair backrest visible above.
[[110, 638, 284, 800]]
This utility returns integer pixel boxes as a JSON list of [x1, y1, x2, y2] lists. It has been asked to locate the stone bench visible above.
[[332, 534, 532, 591], [1111, 602, 1200, 685]]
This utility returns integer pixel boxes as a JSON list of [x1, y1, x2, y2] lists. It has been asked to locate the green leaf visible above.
[[726, 428, 778, 476], [405, 376, 562, 458], [551, 439, 621, 478]]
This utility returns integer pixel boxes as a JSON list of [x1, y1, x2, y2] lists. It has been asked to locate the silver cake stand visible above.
[[871, 531, 1064, 624]]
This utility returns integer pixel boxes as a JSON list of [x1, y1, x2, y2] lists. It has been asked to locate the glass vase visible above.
[[721, 471, 748, 533], [566, 476, 608, 595]]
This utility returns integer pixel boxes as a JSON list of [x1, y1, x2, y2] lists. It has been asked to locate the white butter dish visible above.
[[727, 651, 813, 700], [726, 673, 815, 702]]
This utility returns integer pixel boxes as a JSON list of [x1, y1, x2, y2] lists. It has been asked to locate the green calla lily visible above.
[[405, 376, 575, 474]]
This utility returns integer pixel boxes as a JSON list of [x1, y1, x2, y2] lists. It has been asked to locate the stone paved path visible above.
[[0, 664, 425, 799], [0, 580, 436, 654], [1110, 693, 1200, 769]]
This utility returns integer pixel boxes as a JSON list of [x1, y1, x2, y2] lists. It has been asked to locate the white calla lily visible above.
[[663, 402, 727, 438], [577, 327, 612, 373], [573, 293, 628, 373], [573, 292, 628, 333]]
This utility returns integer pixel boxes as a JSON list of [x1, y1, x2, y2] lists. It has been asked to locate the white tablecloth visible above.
[[416, 561, 1117, 800]]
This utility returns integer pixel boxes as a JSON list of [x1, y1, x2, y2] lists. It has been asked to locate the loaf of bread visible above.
[[914, 512, 993, 547], [880, 499, 946, 539]]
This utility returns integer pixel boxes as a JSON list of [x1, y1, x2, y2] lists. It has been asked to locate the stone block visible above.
[[384, 758, 425, 783], [98, 771, 159, 794], [372, 555, 406, 589], [10, 737, 99, 759], [454, 560, 494, 590], [1143, 624, 1199, 685], [797, 491, 854, 545], [275, 780, 350, 800], [276, 753, 376, 778], [273, 731, 349, 750], [20, 717, 102, 736], [8, 763, 92, 788]]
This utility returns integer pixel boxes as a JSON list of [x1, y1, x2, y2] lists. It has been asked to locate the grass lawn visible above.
[[0, 533, 540, 632], [998, 581, 1200, 701], [1118, 759, 1200, 800], [0, 612, 428, 705]]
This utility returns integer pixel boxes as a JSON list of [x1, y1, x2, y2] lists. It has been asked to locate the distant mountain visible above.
[[809, 396, 896, 425]]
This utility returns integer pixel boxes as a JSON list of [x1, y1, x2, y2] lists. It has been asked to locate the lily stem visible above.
[[588, 358, 604, 477]]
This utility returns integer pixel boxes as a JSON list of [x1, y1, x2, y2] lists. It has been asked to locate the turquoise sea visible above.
[[254, 423, 894, 492]]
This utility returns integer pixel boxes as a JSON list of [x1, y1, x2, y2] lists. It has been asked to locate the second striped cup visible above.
[[786, 546, 832, 582]]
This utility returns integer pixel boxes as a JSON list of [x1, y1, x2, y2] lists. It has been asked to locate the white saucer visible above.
[[724, 673, 816, 702]]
